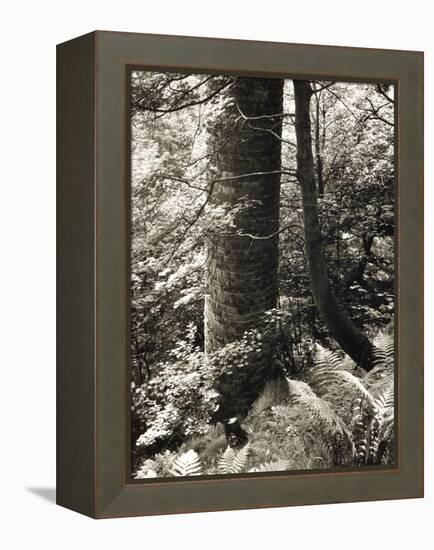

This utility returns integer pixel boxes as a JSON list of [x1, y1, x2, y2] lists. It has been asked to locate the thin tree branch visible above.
[[133, 80, 233, 117], [376, 84, 394, 104], [312, 81, 336, 93], [235, 102, 297, 147], [236, 223, 303, 240]]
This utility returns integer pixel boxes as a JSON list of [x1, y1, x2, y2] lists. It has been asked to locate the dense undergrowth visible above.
[[133, 330, 394, 478]]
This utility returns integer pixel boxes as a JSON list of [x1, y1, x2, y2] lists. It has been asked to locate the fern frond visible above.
[[169, 449, 202, 476], [287, 380, 353, 448], [369, 379, 394, 463], [232, 443, 250, 472], [364, 334, 394, 385], [250, 378, 290, 416], [374, 332, 394, 367], [217, 446, 236, 474], [364, 349, 393, 395], [351, 377, 394, 465], [374, 379, 394, 412], [364, 365, 392, 388], [351, 395, 373, 465], [218, 443, 250, 474], [310, 368, 376, 409], [312, 344, 342, 371], [367, 414, 381, 464]]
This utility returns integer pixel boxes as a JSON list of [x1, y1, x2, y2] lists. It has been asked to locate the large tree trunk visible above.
[[293, 80, 375, 371], [313, 88, 325, 197], [205, 77, 284, 421]]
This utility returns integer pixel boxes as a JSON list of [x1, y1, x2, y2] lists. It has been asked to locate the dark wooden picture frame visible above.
[[57, 30, 424, 519]]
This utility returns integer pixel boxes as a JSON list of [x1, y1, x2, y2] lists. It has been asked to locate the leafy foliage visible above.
[[133, 333, 394, 477], [130, 72, 395, 478], [217, 443, 251, 474], [133, 330, 219, 453], [169, 449, 203, 477]]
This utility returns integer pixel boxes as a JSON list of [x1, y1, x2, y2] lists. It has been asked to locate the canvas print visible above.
[[130, 71, 395, 479]]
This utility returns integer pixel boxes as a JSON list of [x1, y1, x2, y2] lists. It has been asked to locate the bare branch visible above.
[[235, 102, 297, 147], [376, 84, 394, 104], [236, 223, 303, 240], [312, 81, 336, 93], [324, 88, 365, 128], [213, 170, 291, 183], [133, 79, 233, 117], [356, 97, 394, 127]]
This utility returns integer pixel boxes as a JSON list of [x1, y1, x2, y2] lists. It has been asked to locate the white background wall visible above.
[[1, 1, 432, 548]]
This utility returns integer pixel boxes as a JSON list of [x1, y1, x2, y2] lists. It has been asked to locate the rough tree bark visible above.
[[205, 77, 284, 422], [313, 88, 325, 197], [293, 80, 376, 371]]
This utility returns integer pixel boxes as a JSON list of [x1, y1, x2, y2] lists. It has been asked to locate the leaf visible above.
[[218, 444, 250, 474], [169, 449, 202, 477]]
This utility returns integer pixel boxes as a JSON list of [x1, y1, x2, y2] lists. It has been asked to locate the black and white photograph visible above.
[[130, 71, 395, 479], [1, 0, 430, 537]]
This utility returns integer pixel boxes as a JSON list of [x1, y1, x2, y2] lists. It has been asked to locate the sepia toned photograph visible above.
[[129, 71, 395, 479]]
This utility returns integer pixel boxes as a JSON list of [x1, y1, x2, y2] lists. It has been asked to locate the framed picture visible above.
[[57, 31, 423, 518]]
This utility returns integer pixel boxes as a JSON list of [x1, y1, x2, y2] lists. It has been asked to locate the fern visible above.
[[163, 334, 395, 476], [369, 379, 395, 463], [169, 449, 202, 476], [308, 344, 375, 429], [374, 332, 394, 367], [365, 334, 394, 386], [287, 380, 344, 433], [350, 337, 394, 466], [250, 378, 289, 416], [351, 395, 375, 465], [287, 379, 354, 465], [310, 368, 376, 409], [306, 335, 395, 467], [312, 344, 343, 371], [374, 378, 394, 410], [218, 443, 250, 474]]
